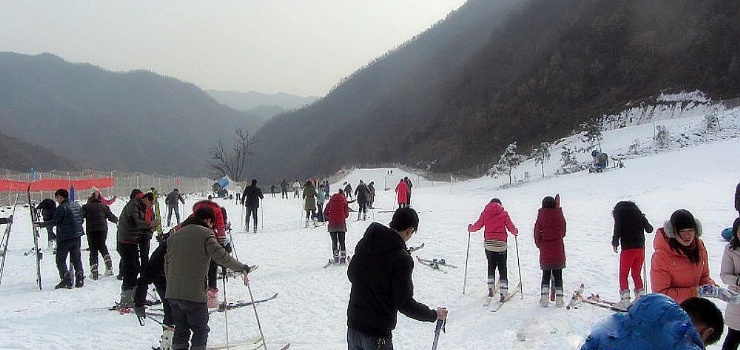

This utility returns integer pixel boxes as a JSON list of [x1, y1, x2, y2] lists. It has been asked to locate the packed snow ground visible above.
[[0, 109, 739, 349]]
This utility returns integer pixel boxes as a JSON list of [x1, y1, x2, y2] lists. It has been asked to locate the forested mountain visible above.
[[0, 133, 78, 172], [207, 90, 318, 118], [0, 52, 266, 176], [248, 0, 740, 182]]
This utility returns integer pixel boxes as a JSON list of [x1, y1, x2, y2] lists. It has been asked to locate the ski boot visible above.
[[75, 273, 84, 288], [339, 251, 347, 265], [120, 289, 134, 308], [253, 226, 257, 233], [89, 264, 99, 280], [539, 285, 549, 307], [160, 327, 174, 350], [499, 280, 509, 302], [555, 287, 564, 308], [634, 288, 646, 301], [333, 250, 340, 264], [103, 255, 114, 277], [613, 289, 631, 311]]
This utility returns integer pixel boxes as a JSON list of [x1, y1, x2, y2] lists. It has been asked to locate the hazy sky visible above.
[[0, 1, 467, 96]]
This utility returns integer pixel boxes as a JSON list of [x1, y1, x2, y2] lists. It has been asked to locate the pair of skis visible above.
[[488, 281, 522, 312], [566, 283, 625, 311], [323, 256, 351, 268], [0, 193, 20, 286], [416, 256, 457, 274], [27, 187, 42, 290], [209, 292, 279, 314]]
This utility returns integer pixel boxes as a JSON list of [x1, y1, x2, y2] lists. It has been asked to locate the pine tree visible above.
[[560, 146, 579, 174], [495, 142, 524, 185], [532, 142, 551, 178]]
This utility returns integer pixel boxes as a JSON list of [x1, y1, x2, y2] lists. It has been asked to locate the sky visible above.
[[0, 0, 467, 97]]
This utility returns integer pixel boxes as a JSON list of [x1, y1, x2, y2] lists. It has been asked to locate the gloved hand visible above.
[[467, 224, 473, 232], [134, 306, 146, 319], [697, 284, 719, 298]]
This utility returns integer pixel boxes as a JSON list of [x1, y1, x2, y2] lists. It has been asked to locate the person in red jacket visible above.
[[534, 196, 566, 307], [324, 189, 350, 264], [395, 179, 409, 209], [651, 209, 715, 303], [611, 200, 653, 310], [468, 198, 518, 300]]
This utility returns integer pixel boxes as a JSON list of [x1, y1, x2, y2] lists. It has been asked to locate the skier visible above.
[[269, 184, 277, 197], [82, 190, 118, 280], [719, 217, 740, 350], [36, 197, 57, 250], [344, 182, 353, 201], [367, 181, 376, 209], [303, 180, 318, 227], [316, 184, 326, 222], [534, 195, 566, 307], [184, 199, 228, 308], [324, 180, 331, 199], [241, 179, 264, 233], [354, 180, 371, 221], [580, 293, 723, 349], [467, 198, 519, 300], [117, 190, 159, 305], [611, 200, 653, 309], [324, 189, 349, 263], [280, 179, 289, 199], [165, 207, 252, 350], [403, 177, 413, 207], [651, 209, 714, 303], [394, 179, 409, 209], [292, 179, 301, 198], [165, 188, 185, 226], [347, 208, 448, 349], [134, 232, 174, 350], [35, 189, 86, 289]]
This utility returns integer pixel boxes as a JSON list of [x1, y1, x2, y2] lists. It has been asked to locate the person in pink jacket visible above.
[[468, 198, 518, 300], [651, 209, 715, 304], [395, 179, 409, 209]]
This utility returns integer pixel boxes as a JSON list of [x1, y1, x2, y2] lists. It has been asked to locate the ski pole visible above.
[[240, 201, 245, 231], [146, 314, 174, 331], [431, 319, 445, 350], [247, 281, 268, 350], [463, 231, 471, 294], [222, 270, 230, 347], [515, 235, 523, 299], [261, 200, 264, 229]]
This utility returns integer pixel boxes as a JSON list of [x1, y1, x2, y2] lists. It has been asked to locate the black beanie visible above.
[[542, 196, 556, 209], [670, 209, 697, 233]]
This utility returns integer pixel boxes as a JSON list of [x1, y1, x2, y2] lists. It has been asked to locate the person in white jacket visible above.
[[720, 217, 740, 349]]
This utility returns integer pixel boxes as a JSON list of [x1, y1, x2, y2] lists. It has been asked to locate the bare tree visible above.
[[208, 128, 254, 182]]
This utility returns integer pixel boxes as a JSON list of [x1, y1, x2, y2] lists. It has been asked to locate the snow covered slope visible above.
[[0, 106, 738, 349]]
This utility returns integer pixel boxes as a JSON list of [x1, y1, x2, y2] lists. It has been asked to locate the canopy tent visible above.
[[0, 177, 115, 192]]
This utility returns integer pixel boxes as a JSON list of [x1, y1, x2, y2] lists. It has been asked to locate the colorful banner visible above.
[[0, 177, 115, 192]]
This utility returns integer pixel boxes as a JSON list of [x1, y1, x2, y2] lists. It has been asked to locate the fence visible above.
[[0, 169, 215, 207]]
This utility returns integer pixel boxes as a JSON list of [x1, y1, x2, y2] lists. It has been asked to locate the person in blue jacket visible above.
[[580, 293, 723, 349]]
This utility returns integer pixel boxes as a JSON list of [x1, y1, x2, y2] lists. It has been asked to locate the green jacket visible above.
[[165, 222, 248, 303], [116, 198, 150, 244]]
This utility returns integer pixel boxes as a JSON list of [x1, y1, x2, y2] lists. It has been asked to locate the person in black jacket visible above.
[[35, 189, 86, 289], [165, 188, 186, 226], [134, 232, 174, 350], [611, 200, 654, 309], [82, 191, 118, 280], [36, 198, 57, 250], [346, 207, 447, 349], [241, 179, 264, 233]]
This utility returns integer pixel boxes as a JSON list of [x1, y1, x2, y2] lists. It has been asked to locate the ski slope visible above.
[[0, 108, 739, 349]]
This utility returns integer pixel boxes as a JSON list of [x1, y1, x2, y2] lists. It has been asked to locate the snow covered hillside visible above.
[[0, 106, 738, 349]]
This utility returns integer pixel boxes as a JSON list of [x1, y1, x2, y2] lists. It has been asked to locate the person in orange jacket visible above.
[[651, 209, 715, 303]]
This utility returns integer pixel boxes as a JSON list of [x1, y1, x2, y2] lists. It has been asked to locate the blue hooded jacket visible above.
[[580, 293, 703, 350]]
